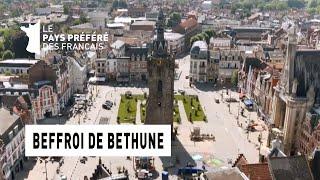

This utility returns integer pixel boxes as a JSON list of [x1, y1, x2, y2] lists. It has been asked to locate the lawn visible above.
[[117, 94, 145, 123], [140, 101, 181, 123], [175, 95, 206, 122], [118, 93, 204, 123]]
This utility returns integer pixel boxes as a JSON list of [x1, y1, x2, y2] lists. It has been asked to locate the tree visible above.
[[190, 30, 216, 45], [167, 12, 181, 28], [2, 50, 14, 60], [231, 70, 239, 87], [190, 36, 201, 45], [63, 5, 70, 14], [4, 71, 11, 76], [276, 2, 288, 10], [288, 0, 305, 8], [1, 28, 17, 50], [204, 30, 215, 38], [307, 0, 317, 9], [11, 8, 23, 17], [79, 14, 88, 24]]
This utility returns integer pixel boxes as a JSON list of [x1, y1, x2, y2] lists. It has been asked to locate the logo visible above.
[[20, 20, 41, 55], [20, 20, 108, 54]]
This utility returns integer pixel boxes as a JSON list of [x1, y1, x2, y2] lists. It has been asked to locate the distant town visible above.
[[0, 0, 320, 180]]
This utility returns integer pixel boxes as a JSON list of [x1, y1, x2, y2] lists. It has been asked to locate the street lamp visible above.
[[258, 132, 262, 155], [44, 160, 48, 180], [236, 101, 240, 125], [247, 112, 251, 140]]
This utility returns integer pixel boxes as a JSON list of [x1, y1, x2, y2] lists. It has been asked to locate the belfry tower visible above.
[[145, 9, 175, 126]]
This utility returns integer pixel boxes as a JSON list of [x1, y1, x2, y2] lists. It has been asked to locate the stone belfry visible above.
[[145, 9, 174, 125]]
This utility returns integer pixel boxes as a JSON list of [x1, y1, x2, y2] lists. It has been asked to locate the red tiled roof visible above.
[[179, 18, 198, 29], [233, 154, 248, 167], [239, 163, 272, 180]]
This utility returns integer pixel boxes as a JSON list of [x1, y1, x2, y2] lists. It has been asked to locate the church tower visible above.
[[145, 9, 175, 125]]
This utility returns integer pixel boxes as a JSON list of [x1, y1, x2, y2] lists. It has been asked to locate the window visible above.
[[14, 125, 18, 134], [157, 80, 162, 93], [8, 131, 13, 140]]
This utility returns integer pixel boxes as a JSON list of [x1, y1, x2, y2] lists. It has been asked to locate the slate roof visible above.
[[268, 156, 313, 180], [125, 46, 149, 57], [243, 57, 267, 73], [205, 167, 247, 180], [293, 50, 320, 102], [0, 95, 19, 109]]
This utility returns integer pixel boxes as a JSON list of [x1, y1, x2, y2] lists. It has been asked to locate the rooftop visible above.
[[71, 23, 94, 29], [131, 20, 156, 26], [0, 108, 20, 135], [2, 82, 29, 89], [191, 41, 208, 50], [154, 32, 184, 41], [268, 156, 313, 180], [178, 18, 198, 29], [239, 163, 272, 180], [111, 40, 125, 49], [163, 32, 184, 40], [205, 167, 248, 180], [0, 59, 38, 65], [106, 23, 125, 28]]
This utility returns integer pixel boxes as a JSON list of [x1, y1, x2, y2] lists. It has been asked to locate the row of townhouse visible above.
[[0, 55, 88, 122], [0, 108, 25, 180], [189, 39, 242, 84], [93, 42, 149, 82]]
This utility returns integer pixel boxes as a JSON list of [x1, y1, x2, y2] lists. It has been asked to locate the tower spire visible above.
[[153, 8, 167, 57], [156, 8, 165, 41]]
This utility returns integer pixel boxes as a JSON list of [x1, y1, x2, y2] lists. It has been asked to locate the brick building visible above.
[[130, 21, 156, 31], [173, 17, 201, 49]]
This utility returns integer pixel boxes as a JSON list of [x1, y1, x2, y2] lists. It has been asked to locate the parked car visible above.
[[102, 103, 112, 110], [225, 98, 238, 102], [178, 89, 185, 94], [105, 100, 113, 106], [215, 98, 220, 103], [80, 156, 88, 163]]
